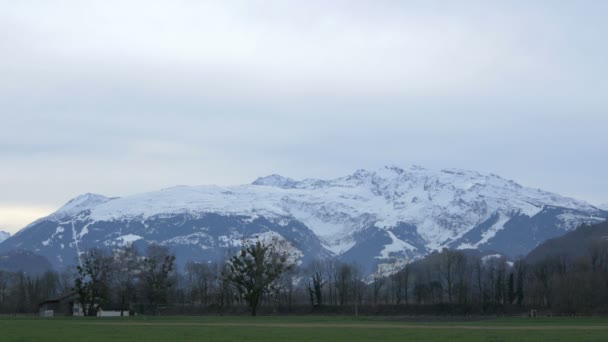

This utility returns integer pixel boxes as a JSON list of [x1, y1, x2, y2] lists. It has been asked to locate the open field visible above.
[[2, 316, 608, 341]]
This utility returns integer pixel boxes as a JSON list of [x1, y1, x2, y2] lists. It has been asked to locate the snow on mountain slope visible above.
[[51, 193, 113, 220], [82, 166, 597, 246], [0, 231, 9, 243], [88, 185, 289, 222], [16, 193, 113, 233], [2, 165, 606, 274]]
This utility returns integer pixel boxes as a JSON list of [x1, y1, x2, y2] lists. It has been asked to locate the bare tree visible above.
[[140, 245, 176, 315], [305, 271, 327, 308], [0, 271, 9, 308], [303, 259, 327, 308], [185, 261, 216, 308], [224, 238, 292, 316], [437, 249, 466, 304], [372, 272, 385, 306], [110, 244, 141, 316], [73, 249, 111, 316], [335, 263, 352, 306], [392, 263, 410, 305]]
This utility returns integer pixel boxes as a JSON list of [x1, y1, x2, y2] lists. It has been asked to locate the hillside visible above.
[[526, 220, 608, 263], [0, 250, 54, 275]]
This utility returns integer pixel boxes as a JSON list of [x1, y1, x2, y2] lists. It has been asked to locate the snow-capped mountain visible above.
[[0, 231, 9, 243], [0, 165, 606, 274]]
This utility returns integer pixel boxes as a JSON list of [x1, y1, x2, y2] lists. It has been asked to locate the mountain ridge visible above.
[[1, 165, 605, 274]]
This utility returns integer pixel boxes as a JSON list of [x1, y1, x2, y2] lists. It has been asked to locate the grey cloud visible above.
[[0, 1, 607, 232]]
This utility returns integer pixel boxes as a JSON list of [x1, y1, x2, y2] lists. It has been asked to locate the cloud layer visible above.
[[1, 1, 607, 232]]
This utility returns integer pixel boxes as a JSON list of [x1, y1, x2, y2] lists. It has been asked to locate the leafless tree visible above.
[[224, 238, 292, 316]]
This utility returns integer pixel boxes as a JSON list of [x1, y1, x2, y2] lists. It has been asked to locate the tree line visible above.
[[2, 236, 608, 316]]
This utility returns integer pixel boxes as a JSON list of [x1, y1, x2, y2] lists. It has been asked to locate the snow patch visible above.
[[375, 258, 411, 278], [218, 235, 243, 248], [378, 230, 416, 259], [117, 234, 143, 246], [481, 254, 504, 264], [163, 233, 212, 248], [460, 213, 511, 249], [481, 254, 513, 268], [326, 237, 356, 255], [0, 231, 9, 243], [557, 212, 605, 230], [75, 224, 89, 240], [41, 226, 66, 247], [250, 231, 304, 266]]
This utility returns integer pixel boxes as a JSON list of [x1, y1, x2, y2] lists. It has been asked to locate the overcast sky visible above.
[[1, 1, 607, 234]]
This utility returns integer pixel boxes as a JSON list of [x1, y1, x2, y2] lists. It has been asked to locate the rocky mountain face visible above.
[[0, 166, 605, 275]]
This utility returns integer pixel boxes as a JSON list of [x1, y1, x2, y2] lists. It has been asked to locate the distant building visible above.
[[39, 292, 131, 317], [38, 291, 80, 317]]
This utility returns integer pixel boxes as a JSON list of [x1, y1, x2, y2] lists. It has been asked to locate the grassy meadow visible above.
[[1, 316, 608, 341]]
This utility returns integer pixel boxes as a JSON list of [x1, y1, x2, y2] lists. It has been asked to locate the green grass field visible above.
[[2, 316, 608, 341]]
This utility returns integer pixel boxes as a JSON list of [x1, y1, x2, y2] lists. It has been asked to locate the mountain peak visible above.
[[350, 168, 373, 178], [252, 174, 298, 189], [440, 168, 481, 177], [50, 193, 114, 220]]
